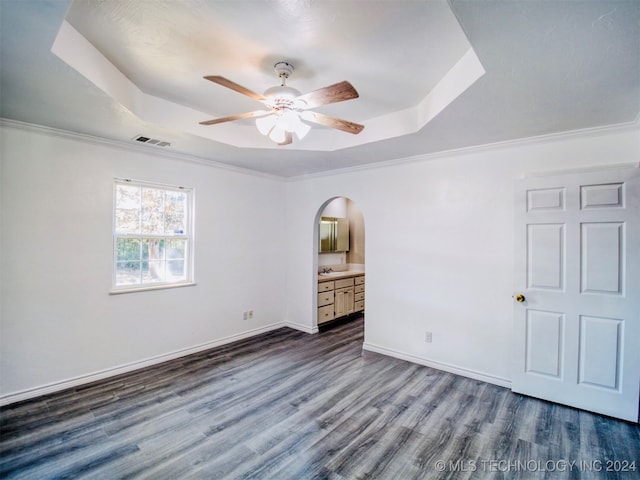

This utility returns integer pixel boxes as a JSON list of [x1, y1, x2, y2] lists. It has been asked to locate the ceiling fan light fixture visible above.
[[263, 85, 301, 100], [256, 114, 277, 135], [269, 125, 287, 144], [286, 111, 311, 140], [257, 111, 310, 142]]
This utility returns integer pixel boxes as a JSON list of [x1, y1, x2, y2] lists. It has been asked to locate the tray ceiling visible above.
[[1, 0, 638, 177]]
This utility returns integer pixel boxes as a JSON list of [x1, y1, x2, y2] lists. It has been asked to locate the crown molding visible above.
[[286, 118, 640, 182], [2, 116, 638, 183], [0, 118, 284, 182]]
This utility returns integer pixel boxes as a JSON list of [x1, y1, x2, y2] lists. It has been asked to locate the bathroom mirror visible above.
[[319, 217, 349, 252]]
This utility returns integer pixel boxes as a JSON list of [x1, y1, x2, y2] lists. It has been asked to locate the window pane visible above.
[[166, 239, 186, 259], [116, 238, 141, 286], [115, 208, 141, 234], [116, 238, 141, 263], [142, 239, 165, 262], [165, 191, 187, 234], [115, 184, 141, 233], [116, 261, 141, 285], [116, 184, 140, 210], [167, 260, 186, 279], [143, 261, 165, 283], [141, 188, 165, 234]]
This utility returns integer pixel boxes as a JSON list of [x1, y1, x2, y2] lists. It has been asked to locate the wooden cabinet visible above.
[[334, 278, 354, 289], [318, 274, 364, 324], [333, 277, 355, 318], [334, 286, 354, 317], [318, 304, 335, 323], [318, 290, 334, 307]]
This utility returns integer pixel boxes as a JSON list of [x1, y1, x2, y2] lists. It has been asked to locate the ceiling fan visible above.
[[199, 62, 364, 145]]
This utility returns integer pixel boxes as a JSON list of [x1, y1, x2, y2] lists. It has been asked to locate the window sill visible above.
[[109, 282, 196, 295]]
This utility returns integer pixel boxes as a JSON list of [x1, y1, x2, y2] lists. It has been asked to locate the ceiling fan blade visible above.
[[278, 132, 293, 146], [295, 81, 359, 109], [204, 76, 267, 103], [301, 111, 364, 135], [199, 110, 271, 126]]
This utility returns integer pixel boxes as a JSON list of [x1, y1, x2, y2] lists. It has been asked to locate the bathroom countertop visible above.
[[317, 271, 365, 282]]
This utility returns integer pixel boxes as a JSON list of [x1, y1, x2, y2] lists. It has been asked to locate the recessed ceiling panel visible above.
[[60, 0, 483, 150], [2, 0, 639, 177]]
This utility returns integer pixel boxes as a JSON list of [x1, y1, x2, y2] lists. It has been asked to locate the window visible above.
[[112, 179, 194, 293]]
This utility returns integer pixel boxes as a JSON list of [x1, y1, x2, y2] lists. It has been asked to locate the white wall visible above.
[[2, 121, 638, 402], [0, 124, 287, 401], [321, 197, 348, 218], [285, 125, 640, 385]]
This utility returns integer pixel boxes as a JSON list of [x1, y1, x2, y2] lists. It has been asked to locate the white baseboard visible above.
[[0, 322, 288, 406], [2, 327, 508, 406], [362, 342, 511, 389], [284, 321, 319, 334]]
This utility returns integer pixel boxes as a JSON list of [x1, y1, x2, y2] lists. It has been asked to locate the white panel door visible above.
[[513, 167, 640, 422]]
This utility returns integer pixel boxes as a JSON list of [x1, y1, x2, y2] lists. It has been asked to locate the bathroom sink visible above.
[[319, 271, 353, 277]]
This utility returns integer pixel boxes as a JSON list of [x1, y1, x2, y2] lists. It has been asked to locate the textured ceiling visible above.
[[65, 0, 471, 122], [1, 0, 639, 177]]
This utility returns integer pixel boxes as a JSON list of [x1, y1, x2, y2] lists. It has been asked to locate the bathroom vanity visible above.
[[317, 271, 364, 325]]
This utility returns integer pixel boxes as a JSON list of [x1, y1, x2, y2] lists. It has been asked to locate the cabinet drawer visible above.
[[318, 292, 334, 307], [354, 276, 365, 285], [335, 278, 354, 289], [318, 281, 334, 292], [335, 286, 353, 295], [318, 305, 335, 323], [354, 292, 364, 302], [354, 300, 364, 312], [354, 284, 364, 294]]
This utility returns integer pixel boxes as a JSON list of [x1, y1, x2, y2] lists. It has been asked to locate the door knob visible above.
[[514, 293, 526, 303]]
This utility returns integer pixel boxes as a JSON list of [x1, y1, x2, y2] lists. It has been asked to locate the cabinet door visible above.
[[345, 287, 354, 315], [335, 288, 345, 317], [335, 287, 354, 318]]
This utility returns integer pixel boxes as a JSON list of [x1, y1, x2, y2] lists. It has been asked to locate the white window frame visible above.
[[111, 178, 195, 294]]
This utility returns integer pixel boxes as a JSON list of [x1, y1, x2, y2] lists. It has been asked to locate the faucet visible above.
[[321, 267, 333, 274]]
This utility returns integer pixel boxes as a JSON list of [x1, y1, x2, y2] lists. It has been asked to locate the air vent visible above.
[[133, 135, 171, 147]]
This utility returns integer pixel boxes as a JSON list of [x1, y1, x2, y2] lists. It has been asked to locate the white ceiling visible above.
[[1, 0, 639, 178]]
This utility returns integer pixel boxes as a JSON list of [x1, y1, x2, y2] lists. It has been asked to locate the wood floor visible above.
[[1, 316, 639, 479]]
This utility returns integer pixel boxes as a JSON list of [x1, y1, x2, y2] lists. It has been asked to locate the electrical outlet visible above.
[[248, 310, 254, 319], [425, 332, 433, 343], [243, 311, 248, 320]]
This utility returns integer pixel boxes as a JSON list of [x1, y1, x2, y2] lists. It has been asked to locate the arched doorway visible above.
[[313, 197, 365, 332]]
